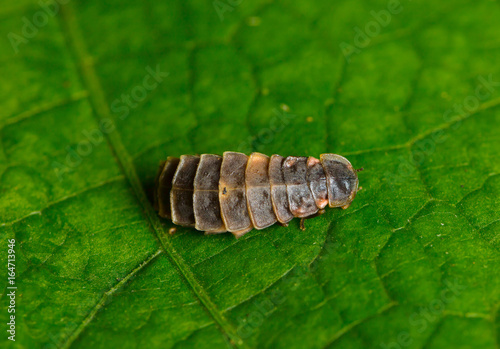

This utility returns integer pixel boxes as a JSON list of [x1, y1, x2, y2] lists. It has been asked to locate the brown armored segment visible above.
[[282, 156, 319, 218], [245, 153, 277, 230], [219, 152, 253, 237], [193, 154, 225, 233], [320, 154, 358, 209], [156, 152, 359, 238], [268, 155, 294, 224], [306, 157, 328, 209], [171, 155, 199, 226], [155, 156, 180, 218]]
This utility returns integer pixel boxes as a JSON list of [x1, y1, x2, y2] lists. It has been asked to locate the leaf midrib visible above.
[[57, 4, 246, 348]]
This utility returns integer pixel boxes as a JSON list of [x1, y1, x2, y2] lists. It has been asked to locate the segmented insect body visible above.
[[155, 152, 359, 238]]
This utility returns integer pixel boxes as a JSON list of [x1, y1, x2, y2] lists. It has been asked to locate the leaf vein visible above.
[[58, 5, 248, 348]]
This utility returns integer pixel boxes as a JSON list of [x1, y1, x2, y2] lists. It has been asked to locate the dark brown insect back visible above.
[[155, 152, 359, 238]]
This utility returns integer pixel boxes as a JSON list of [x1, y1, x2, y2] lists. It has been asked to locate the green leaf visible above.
[[1, 0, 499, 348]]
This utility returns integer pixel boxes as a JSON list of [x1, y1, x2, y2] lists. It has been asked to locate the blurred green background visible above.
[[0, 0, 499, 348]]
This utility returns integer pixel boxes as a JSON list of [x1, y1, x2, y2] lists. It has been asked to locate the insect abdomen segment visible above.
[[194, 154, 225, 233], [156, 152, 359, 238], [219, 152, 253, 235]]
